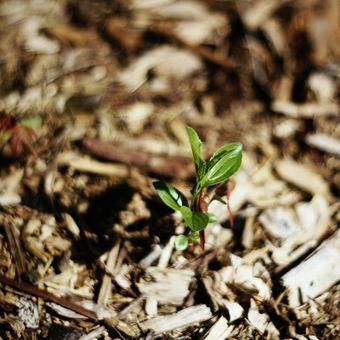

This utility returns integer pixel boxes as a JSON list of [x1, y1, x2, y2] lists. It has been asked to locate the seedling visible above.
[[154, 127, 242, 250], [0, 114, 42, 157]]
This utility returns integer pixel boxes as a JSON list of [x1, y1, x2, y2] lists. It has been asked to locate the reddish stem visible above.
[[195, 188, 208, 250], [226, 180, 234, 228], [199, 230, 205, 250]]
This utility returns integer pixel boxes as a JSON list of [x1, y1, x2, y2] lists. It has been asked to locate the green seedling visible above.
[[154, 127, 242, 250]]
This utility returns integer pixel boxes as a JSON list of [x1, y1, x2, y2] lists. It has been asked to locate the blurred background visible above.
[[0, 0, 339, 338]]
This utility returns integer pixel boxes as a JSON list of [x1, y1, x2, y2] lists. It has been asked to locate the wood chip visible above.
[[98, 241, 120, 306], [145, 296, 158, 317], [46, 302, 87, 320], [243, 0, 283, 30], [137, 267, 194, 306], [0, 169, 23, 206], [282, 229, 340, 307], [118, 45, 203, 91], [223, 300, 244, 322], [203, 316, 232, 340], [63, 213, 80, 239], [140, 304, 212, 335], [56, 151, 128, 177], [272, 101, 339, 118], [79, 326, 107, 340], [247, 299, 280, 339], [306, 134, 340, 156], [275, 158, 331, 198], [0, 275, 98, 320], [157, 236, 175, 269]]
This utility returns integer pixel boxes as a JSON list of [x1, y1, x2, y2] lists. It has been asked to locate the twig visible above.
[[0, 274, 98, 320], [82, 138, 193, 179], [3, 223, 26, 277]]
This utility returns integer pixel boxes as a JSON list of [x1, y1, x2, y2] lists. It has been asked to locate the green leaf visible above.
[[175, 235, 188, 251], [180, 206, 210, 231], [153, 181, 187, 211], [0, 131, 12, 144], [19, 116, 42, 130], [212, 193, 227, 205], [188, 231, 199, 241], [207, 212, 218, 223], [200, 143, 242, 187], [186, 127, 205, 180]]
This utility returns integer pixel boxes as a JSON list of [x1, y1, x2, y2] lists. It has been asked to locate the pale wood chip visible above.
[[139, 245, 162, 269], [56, 151, 128, 177], [118, 45, 202, 91], [243, 0, 283, 30], [282, 229, 340, 307], [247, 299, 280, 339], [137, 267, 194, 306], [79, 326, 108, 340], [157, 235, 175, 269], [145, 296, 158, 317], [0, 169, 23, 206], [275, 158, 331, 198], [98, 241, 120, 306], [140, 304, 212, 334], [203, 316, 233, 340], [63, 213, 81, 239], [306, 133, 340, 156], [272, 101, 339, 118], [222, 300, 244, 322], [46, 302, 87, 320]]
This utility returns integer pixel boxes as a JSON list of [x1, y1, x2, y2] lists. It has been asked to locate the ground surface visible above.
[[0, 0, 339, 339]]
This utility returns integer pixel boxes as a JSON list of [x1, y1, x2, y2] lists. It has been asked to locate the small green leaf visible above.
[[180, 206, 193, 227], [200, 143, 242, 187], [188, 231, 199, 241], [212, 193, 227, 205], [19, 116, 42, 130], [153, 181, 187, 211], [0, 131, 12, 144], [175, 235, 188, 251], [186, 127, 205, 180], [180, 206, 210, 231], [207, 212, 218, 223]]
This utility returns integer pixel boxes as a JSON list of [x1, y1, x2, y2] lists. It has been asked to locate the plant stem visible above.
[[193, 188, 208, 250]]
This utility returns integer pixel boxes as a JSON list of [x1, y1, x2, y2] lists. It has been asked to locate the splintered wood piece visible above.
[[137, 267, 194, 306], [46, 302, 88, 320], [247, 299, 280, 339], [282, 230, 340, 307], [98, 241, 120, 306], [203, 316, 232, 340], [140, 304, 212, 335], [3, 222, 26, 277], [82, 138, 193, 179], [0, 275, 98, 320]]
